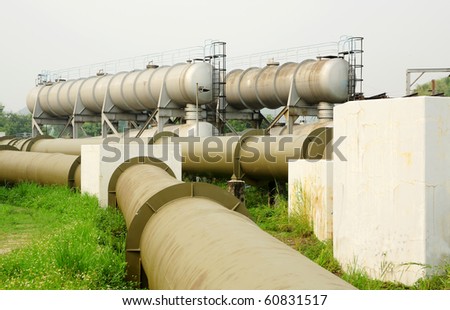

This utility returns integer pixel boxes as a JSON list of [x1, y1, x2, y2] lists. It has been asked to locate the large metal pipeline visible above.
[[27, 136, 104, 155], [226, 58, 349, 110], [114, 163, 355, 289], [14, 122, 332, 182], [21, 122, 214, 155], [0, 145, 354, 289], [155, 122, 332, 182], [0, 149, 81, 188]]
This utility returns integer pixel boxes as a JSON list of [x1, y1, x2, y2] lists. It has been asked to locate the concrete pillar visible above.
[[81, 143, 181, 207], [333, 96, 450, 285], [288, 159, 333, 241]]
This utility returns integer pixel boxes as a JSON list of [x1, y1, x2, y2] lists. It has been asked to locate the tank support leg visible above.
[[227, 179, 246, 205]]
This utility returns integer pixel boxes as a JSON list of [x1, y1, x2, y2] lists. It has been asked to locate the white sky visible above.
[[1, 0, 449, 112]]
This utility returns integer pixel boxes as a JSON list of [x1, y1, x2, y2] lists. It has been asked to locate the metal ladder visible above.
[[338, 37, 364, 100], [205, 41, 227, 133]]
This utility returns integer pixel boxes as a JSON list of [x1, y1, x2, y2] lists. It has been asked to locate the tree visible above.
[[414, 77, 450, 96], [82, 122, 101, 137], [0, 103, 32, 136], [0, 103, 6, 133], [2, 113, 31, 136]]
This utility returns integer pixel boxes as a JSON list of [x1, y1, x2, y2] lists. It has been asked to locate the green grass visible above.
[[0, 183, 135, 290], [1, 181, 448, 290]]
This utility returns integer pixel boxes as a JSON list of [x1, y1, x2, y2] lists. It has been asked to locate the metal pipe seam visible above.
[[22, 134, 54, 152], [0, 150, 81, 188], [109, 157, 178, 284], [0, 145, 19, 151], [150, 128, 269, 184], [114, 163, 248, 285], [154, 122, 333, 182], [147, 131, 179, 145], [107, 156, 177, 211], [0, 136, 19, 147], [231, 128, 267, 183]]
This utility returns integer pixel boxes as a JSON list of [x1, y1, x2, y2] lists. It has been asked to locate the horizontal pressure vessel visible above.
[[78, 75, 112, 113], [226, 58, 349, 109], [26, 62, 213, 116]]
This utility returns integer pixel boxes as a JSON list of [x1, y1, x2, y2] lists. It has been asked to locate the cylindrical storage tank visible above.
[[26, 85, 43, 113], [46, 81, 74, 116], [108, 66, 167, 112], [28, 79, 85, 117], [120, 70, 150, 111], [165, 62, 213, 106], [224, 69, 244, 110], [226, 58, 349, 110], [295, 58, 349, 104], [36, 85, 56, 116], [237, 67, 263, 109], [148, 66, 170, 107], [109, 66, 171, 112], [133, 66, 166, 110], [275, 61, 310, 103], [78, 74, 113, 113], [58, 79, 84, 115], [254, 62, 285, 109], [109, 72, 133, 111]]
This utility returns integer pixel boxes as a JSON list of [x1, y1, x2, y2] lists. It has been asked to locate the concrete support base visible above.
[[333, 96, 450, 286], [288, 160, 333, 241], [81, 143, 182, 207]]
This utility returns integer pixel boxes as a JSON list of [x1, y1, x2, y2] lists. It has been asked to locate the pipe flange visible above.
[[127, 182, 248, 250], [0, 135, 15, 143], [23, 134, 54, 152], [148, 131, 179, 145], [124, 181, 248, 285], [67, 155, 81, 189], [0, 145, 19, 151], [301, 126, 333, 160], [232, 128, 267, 184], [107, 156, 176, 208]]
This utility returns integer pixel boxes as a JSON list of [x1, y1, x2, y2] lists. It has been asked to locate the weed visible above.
[[0, 183, 135, 290]]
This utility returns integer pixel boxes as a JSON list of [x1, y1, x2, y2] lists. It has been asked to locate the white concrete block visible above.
[[81, 143, 182, 207], [333, 96, 450, 285], [289, 160, 333, 241]]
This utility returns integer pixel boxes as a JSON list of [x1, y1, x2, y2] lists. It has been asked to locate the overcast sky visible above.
[[1, 0, 449, 112]]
